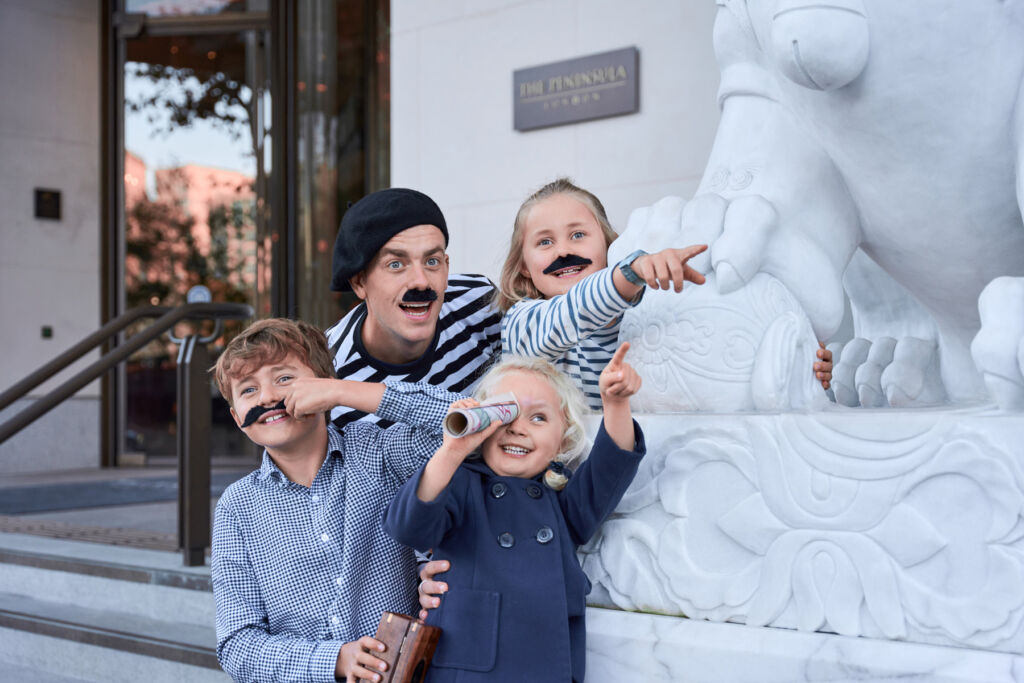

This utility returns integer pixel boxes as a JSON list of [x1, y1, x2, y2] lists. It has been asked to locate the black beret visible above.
[[330, 188, 449, 292]]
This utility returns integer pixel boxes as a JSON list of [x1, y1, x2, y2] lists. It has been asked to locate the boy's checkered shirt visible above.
[[211, 381, 462, 683]]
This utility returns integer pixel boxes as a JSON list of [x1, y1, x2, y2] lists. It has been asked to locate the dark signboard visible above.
[[34, 188, 61, 220], [513, 47, 639, 132]]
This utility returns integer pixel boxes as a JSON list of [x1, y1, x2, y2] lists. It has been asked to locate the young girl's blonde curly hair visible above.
[[473, 355, 590, 490]]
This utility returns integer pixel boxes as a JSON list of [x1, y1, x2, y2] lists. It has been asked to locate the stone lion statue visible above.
[[612, 0, 1024, 410]]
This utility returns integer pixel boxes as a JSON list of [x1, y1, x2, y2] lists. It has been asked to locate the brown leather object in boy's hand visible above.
[[362, 612, 441, 683]]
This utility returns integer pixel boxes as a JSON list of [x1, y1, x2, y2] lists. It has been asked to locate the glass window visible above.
[[123, 28, 271, 458], [295, 0, 390, 329], [125, 0, 263, 17]]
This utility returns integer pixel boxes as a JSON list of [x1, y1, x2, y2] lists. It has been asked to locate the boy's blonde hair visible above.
[[212, 318, 334, 405], [497, 178, 619, 312], [473, 355, 590, 490]]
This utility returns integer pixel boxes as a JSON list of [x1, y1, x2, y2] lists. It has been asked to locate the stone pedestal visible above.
[[585, 607, 1024, 683], [580, 408, 1024, 668]]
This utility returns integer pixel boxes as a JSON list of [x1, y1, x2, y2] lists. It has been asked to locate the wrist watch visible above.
[[617, 249, 648, 286]]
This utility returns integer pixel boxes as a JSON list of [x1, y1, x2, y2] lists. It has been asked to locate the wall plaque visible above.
[[513, 47, 639, 132], [34, 188, 61, 220]]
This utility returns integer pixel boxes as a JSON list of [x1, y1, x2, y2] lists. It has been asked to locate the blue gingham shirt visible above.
[[212, 382, 462, 683]]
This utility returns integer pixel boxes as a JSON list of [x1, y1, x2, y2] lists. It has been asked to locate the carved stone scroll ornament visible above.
[[611, 0, 1024, 409], [580, 414, 1024, 653]]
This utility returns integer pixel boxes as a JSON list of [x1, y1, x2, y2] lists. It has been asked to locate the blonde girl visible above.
[[383, 346, 644, 682], [498, 178, 706, 409]]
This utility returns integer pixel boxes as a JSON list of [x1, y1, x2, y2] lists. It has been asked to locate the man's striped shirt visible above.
[[326, 273, 502, 429], [501, 265, 641, 410]]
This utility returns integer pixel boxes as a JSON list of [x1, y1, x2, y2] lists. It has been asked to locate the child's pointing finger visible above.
[[606, 342, 631, 370]]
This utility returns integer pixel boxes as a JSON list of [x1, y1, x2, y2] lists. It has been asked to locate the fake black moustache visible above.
[[543, 254, 593, 275], [241, 400, 286, 428], [402, 289, 438, 303]]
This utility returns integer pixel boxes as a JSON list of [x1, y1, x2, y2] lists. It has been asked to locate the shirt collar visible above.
[[254, 423, 345, 483]]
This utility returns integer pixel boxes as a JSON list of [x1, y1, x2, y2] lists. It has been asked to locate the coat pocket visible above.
[[430, 588, 500, 671]]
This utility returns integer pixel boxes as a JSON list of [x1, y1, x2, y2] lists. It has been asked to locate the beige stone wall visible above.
[[389, 0, 720, 282], [0, 0, 101, 471]]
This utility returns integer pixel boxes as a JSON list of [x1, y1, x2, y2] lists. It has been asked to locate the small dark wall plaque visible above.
[[35, 188, 61, 220], [513, 47, 639, 132]]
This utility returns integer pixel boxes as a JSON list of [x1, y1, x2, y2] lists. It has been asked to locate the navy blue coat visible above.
[[383, 420, 645, 682]]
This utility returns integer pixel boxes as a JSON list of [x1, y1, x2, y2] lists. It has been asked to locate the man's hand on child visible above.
[[816, 342, 833, 391], [336, 636, 388, 683], [599, 343, 642, 402], [417, 559, 450, 620], [634, 245, 708, 292]]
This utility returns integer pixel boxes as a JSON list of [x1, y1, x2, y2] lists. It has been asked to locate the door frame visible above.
[[100, 2, 295, 465]]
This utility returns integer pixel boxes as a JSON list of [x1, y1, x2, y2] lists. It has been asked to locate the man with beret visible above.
[[325, 188, 502, 429]]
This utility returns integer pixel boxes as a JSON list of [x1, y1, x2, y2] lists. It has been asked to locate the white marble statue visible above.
[[609, 0, 1024, 410], [584, 3, 1024, 679]]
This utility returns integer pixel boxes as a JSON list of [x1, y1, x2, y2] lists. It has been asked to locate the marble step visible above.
[[0, 532, 214, 627], [0, 532, 228, 682], [0, 591, 218, 668]]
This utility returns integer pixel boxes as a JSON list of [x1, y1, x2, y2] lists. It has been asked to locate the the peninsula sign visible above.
[[513, 47, 639, 131]]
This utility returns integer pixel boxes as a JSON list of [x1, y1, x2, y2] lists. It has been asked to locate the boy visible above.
[[211, 318, 461, 683]]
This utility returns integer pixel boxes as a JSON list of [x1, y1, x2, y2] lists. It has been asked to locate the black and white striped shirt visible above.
[[326, 273, 502, 429], [501, 265, 641, 410]]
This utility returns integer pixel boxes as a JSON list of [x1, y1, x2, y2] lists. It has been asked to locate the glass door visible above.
[[115, 2, 271, 460]]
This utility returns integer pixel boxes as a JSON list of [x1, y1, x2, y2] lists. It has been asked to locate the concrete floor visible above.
[[0, 463, 254, 543]]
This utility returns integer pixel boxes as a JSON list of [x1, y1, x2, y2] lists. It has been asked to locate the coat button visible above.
[[536, 526, 554, 544], [490, 482, 508, 499], [526, 484, 542, 499], [498, 532, 515, 548]]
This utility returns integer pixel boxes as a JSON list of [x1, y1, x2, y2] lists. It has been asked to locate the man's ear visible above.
[[349, 271, 368, 300]]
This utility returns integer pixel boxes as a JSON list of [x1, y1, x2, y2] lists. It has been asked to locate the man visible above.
[[326, 188, 502, 429]]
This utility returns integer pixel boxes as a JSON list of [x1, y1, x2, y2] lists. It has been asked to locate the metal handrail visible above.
[[0, 305, 169, 412], [0, 302, 253, 445]]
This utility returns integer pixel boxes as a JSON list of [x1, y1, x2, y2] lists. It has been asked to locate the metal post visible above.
[[177, 335, 211, 566]]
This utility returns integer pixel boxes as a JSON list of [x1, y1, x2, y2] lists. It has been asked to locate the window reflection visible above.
[[123, 30, 266, 457], [295, 0, 390, 329], [125, 0, 258, 17]]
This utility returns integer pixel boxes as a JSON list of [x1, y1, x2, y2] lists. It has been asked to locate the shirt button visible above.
[[497, 532, 515, 548], [335, 577, 343, 586], [331, 616, 339, 625], [320, 533, 330, 542], [536, 526, 554, 544], [526, 484, 542, 499], [311, 494, 320, 502], [490, 482, 508, 499]]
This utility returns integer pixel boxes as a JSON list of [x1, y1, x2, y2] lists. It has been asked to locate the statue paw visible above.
[[855, 337, 896, 407], [831, 338, 870, 406], [832, 337, 948, 408], [971, 276, 1024, 410], [882, 337, 947, 407]]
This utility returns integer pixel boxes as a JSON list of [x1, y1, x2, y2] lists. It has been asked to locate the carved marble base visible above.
[[580, 407, 1024, 654], [585, 608, 1024, 683]]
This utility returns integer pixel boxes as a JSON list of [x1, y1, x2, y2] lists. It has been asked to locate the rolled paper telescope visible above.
[[443, 392, 519, 438]]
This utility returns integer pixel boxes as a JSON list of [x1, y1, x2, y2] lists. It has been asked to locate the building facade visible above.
[[0, 0, 719, 473]]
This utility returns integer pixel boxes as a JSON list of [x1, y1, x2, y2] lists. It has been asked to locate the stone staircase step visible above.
[[0, 591, 217, 668], [0, 533, 228, 682], [0, 533, 213, 626]]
